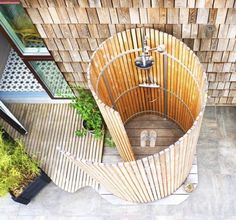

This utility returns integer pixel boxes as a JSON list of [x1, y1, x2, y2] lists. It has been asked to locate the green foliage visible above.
[[104, 130, 116, 148], [0, 131, 40, 197], [71, 87, 104, 139], [105, 137, 116, 148]]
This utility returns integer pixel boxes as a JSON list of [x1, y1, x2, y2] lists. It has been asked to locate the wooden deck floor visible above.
[[126, 114, 184, 154], [102, 114, 184, 163], [0, 103, 104, 193]]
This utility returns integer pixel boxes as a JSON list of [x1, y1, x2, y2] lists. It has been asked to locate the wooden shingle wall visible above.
[[21, 0, 236, 104]]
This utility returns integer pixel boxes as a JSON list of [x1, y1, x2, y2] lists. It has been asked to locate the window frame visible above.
[[0, 5, 51, 57], [0, 3, 73, 99]]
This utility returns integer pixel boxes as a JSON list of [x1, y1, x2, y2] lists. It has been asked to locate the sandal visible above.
[[149, 130, 157, 147], [140, 130, 148, 147]]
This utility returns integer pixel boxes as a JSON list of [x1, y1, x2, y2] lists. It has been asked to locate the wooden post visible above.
[[163, 54, 168, 118]]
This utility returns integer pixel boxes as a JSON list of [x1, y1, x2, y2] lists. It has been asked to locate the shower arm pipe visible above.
[[94, 48, 201, 98]]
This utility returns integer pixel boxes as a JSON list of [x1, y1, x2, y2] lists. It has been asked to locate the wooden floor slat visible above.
[[102, 114, 184, 163], [0, 103, 104, 192]]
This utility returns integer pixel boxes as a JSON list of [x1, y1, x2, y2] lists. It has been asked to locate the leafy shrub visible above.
[[0, 130, 40, 197], [71, 87, 104, 139], [104, 131, 116, 148]]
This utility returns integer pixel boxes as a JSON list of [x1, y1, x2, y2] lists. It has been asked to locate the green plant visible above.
[[105, 137, 116, 148], [71, 87, 104, 139], [0, 130, 40, 197], [104, 130, 116, 148]]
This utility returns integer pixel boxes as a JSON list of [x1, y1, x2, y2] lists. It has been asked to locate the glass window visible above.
[[0, 4, 49, 56], [29, 61, 73, 98]]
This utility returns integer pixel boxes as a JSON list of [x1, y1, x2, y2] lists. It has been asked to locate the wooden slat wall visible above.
[[87, 29, 206, 162], [0, 104, 104, 192], [21, 0, 236, 105], [90, 28, 205, 121], [95, 96, 135, 161], [84, 28, 207, 203], [61, 111, 203, 203]]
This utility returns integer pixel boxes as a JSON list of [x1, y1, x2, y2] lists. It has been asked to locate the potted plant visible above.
[[0, 129, 50, 205], [71, 87, 104, 139]]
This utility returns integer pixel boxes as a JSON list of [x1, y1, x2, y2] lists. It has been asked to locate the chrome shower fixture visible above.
[[135, 36, 154, 70], [135, 31, 166, 88]]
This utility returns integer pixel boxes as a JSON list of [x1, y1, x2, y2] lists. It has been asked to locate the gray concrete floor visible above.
[[1, 106, 236, 220]]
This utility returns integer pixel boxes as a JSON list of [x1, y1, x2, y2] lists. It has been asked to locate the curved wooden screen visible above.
[[60, 28, 208, 203], [61, 114, 203, 203], [88, 28, 207, 162]]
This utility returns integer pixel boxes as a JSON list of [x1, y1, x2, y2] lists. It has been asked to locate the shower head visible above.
[[135, 35, 154, 70], [135, 54, 154, 70]]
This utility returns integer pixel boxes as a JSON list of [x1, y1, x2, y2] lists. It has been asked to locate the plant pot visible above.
[[2, 129, 15, 143], [10, 169, 51, 205], [82, 120, 95, 134]]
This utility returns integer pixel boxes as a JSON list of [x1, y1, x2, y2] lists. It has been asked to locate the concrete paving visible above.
[[1, 106, 236, 220]]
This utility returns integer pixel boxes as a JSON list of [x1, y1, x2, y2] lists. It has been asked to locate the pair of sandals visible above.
[[140, 130, 157, 148]]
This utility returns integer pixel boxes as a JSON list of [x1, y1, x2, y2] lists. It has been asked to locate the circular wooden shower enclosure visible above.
[[78, 28, 207, 203]]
